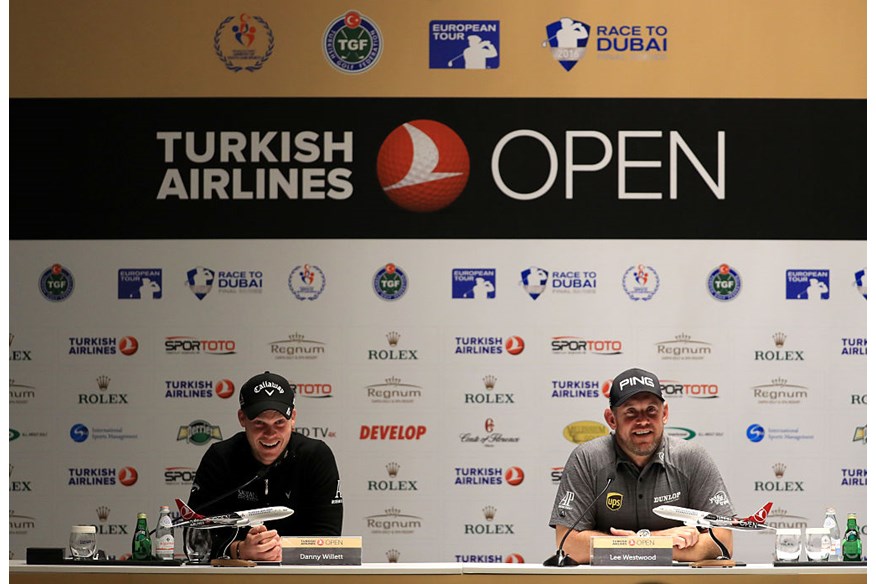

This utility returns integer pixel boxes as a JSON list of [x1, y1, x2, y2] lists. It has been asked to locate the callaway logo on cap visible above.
[[608, 367, 663, 408], [240, 371, 295, 419]]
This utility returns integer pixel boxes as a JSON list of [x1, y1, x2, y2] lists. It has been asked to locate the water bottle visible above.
[[131, 512, 152, 560], [154, 505, 175, 560], [823, 508, 842, 561], [842, 513, 863, 561]]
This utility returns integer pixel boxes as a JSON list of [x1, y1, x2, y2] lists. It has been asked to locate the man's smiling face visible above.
[[238, 408, 296, 465]]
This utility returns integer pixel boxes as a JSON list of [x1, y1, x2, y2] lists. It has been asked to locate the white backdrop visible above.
[[8, 238, 867, 563]]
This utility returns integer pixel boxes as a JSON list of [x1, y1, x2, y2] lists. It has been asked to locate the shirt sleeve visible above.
[[685, 444, 735, 517], [294, 440, 343, 536], [549, 446, 596, 530]]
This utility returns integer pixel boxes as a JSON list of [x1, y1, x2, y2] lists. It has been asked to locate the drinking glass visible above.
[[775, 528, 802, 561], [69, 525, 97, 560], [183, 527, 212, 563], [805, 527, 831, 561]]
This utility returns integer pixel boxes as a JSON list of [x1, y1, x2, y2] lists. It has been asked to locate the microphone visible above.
[[544, 474, 615, 567]]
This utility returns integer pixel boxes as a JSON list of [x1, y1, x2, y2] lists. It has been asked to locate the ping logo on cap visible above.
[[618, 375, 655, 391]]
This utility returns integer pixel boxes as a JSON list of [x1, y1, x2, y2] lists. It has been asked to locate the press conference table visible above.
[[9, 561, 867, 584]]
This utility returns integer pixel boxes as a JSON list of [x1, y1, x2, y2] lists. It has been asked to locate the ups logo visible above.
[[605, 492, 623, 511]]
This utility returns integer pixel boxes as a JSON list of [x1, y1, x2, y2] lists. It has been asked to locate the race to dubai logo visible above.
[[323, 10, 382, 74], [377, 120, 470, 212], [289, 264, 326, 301], [373, 263, 409, 300], [622, 264, 660, 301], [214, 13, 274, 72], [38, 263, 74, 302], [520, 267, 548, 300], [542, 18, 591, 71], [186, 266, 215, 300], [707, 263, 741, 301]]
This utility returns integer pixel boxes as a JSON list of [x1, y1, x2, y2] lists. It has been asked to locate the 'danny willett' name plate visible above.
[[281, 536, 362, 565], [590, 536, 673, 566]]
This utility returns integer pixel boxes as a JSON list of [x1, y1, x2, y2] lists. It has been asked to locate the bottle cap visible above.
[[826, 507, 836, 514], [160, 506, 170, 511], [137, 512, 147, 519]]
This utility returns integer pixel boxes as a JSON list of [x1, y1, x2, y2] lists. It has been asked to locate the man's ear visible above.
[[604, 407, 617, 430], [238, 409, 247, 427]]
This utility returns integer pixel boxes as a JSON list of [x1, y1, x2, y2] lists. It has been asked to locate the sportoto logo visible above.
[[377, 120, 470, 212]]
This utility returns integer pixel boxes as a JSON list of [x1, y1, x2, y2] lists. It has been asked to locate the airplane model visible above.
[[173, 498, 294, 530], [652, 501, 774, 531]]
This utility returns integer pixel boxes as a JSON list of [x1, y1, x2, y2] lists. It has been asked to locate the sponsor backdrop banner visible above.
[[9, 0, 866, 566]]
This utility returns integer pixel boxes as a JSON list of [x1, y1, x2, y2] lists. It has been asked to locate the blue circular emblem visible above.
[[373, 263, 408, 301], [323, 11, 383, 74], [746, 423, 765, 443], [289, 264, 326, 301], [707, 263, 741, 301], [622, 264, 660, 301], [38, 263, 74, 302], [70, 423, 89, 443]]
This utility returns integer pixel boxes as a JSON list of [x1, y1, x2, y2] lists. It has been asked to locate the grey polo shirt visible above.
[[549, 434, 735, 533]]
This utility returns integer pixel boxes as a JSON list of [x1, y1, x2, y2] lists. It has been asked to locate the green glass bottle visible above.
[[131, 512, 153, 560], [841, 513, 862, 561]]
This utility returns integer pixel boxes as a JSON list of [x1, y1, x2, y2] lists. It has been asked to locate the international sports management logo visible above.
[[377, 120, 470, 212], [324, 11, 382, 74], [214, 13, 274, 72]]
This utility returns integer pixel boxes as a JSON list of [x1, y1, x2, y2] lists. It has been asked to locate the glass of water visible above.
[[775, 528, 802, 562], [183, 527, 212, 564], [69, 525, 97, 560], [805, 527, 832, 561]]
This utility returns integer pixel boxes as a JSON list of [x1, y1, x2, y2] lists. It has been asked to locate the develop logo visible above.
[[377, 120, 470, 212]]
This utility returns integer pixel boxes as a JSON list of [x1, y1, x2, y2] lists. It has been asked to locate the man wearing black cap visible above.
[[549, 367, 734, 563], [187, 371, 343, 561]]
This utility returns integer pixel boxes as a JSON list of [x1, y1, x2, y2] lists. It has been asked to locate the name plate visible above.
[[590, 536, 673, 566], [281, 536, 362, 565]]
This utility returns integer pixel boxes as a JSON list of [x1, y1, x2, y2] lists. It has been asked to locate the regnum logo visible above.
[[377, 120, 470, 212], [323, 11, 382, 74], [214, 13, 274, 72]]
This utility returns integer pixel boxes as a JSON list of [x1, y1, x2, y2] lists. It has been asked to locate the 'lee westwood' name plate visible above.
[[590, 536, 673, 566], [281, 536, 362, 565]]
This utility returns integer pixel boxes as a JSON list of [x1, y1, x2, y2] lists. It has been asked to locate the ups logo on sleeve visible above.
[[605, 492, 623, 511]]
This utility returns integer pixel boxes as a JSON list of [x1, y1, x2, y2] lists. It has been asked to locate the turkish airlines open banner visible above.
[[10, 98, 864, 240]]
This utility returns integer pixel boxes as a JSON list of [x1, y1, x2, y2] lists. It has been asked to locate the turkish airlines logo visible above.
[[377, 120, 470, 212], [118, 466, 139, 486], [504, 336, 525, 355]]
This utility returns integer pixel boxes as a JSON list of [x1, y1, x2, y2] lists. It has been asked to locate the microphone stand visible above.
[[544, 476, 614, 567]]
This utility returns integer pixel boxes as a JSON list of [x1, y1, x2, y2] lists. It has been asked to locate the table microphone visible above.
[[543, 474, 615, 567]]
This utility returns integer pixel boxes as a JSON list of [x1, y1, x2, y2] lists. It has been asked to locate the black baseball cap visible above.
[[609, 367, 663, 408], [239, 371, 295, 419]]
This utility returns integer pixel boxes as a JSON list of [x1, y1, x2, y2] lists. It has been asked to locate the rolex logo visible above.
[[96, 375, 111, 391], [773, 463, 787, 478], [675, 333, 691, 342], [386, 549, 400, 563], [483, 506, 497, 522], [96, 506, 110, 522], [385, 377, 401, 386], [386, 462, 400, 477], [483, 375, 497, 390], [386, 331, 400, 347], [771, 378, 787, 387], [773, 332, 787, 348]]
